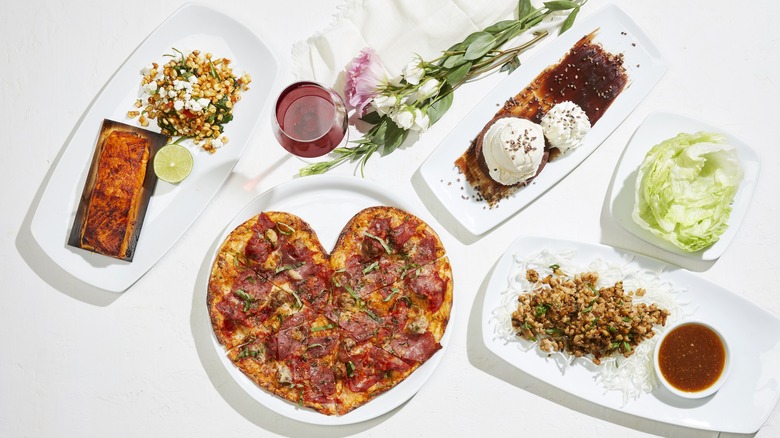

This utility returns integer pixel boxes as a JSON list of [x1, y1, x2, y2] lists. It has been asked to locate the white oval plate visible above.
[[482, 236, 780, 433], [29, 4, 280, 292], [609, 111, 760, 260], [417, 5, 667, 236], [205, 175, 454, 425]]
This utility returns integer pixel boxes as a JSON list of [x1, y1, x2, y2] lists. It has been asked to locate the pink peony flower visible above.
[[344, 48, 387, 118]]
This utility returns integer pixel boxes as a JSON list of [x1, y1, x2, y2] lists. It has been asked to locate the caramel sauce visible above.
[[455, 31, 628, 206], [658, 323, 726, 392]]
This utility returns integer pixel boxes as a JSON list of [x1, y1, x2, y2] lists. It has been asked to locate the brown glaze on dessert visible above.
[[455, 31, 628, 207]]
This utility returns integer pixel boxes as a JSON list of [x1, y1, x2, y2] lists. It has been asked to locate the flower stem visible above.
[[298, 143, 378, 176]]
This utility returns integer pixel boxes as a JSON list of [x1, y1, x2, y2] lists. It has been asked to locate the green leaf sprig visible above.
[[300, 0, 585, 176]]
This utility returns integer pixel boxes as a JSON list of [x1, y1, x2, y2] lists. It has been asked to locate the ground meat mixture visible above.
[[511, 268, 669, 365]]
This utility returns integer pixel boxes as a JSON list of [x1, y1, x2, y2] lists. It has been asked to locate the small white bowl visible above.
[[654, 320, 731, 399]]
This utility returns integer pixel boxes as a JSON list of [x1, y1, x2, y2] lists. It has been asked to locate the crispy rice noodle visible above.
[[491, 249, 687, 404]]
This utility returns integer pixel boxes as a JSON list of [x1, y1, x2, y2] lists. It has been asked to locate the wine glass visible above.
[[272, 81, 348, 158]]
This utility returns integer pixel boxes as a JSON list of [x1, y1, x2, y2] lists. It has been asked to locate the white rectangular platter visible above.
[[418, 5, 666, 235], [482, 236, 780, 433], [30, 4, 279, 292]]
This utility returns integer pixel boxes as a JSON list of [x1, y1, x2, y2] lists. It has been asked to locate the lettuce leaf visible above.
[[632, 131, 743, 252]]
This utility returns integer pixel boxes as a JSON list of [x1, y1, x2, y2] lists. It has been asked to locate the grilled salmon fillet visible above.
[[78, 130, 150, 259]]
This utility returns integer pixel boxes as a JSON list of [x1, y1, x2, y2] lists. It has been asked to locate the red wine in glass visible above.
[[273, 81, 348, 158]]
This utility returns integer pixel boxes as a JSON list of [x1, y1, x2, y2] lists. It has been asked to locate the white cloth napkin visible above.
[[291, 0, 520, 91]]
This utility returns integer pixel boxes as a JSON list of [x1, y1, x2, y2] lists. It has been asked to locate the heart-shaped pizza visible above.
[[207, 206, 453, 415]]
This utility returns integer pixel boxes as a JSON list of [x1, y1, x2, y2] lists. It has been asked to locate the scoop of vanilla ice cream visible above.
[[482, 117, 545, 186], [540, 101, 591, 153]]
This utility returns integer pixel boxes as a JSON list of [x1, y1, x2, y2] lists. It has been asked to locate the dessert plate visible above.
[[29, 4, 279, 292], [609, 111, 760, 260], [417, 5, 666, 235]]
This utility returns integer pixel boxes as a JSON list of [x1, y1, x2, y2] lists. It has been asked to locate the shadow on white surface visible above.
[[464, 249, 749, 438], [410, 168, 482, 245], [411, 159, 575, 245], [16, 106, 122, 306]]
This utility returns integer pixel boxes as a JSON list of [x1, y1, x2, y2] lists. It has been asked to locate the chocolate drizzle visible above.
[[455, 31, 628, 207]]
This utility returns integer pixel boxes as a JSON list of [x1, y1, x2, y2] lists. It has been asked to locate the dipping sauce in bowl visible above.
[[654, 321, 730, 398]]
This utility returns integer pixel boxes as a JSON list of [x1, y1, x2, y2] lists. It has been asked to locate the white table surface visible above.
[[2, 0, 779, 436]]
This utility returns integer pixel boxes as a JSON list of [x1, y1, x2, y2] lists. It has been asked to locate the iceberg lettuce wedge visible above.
[[632, 131, 743, 252]]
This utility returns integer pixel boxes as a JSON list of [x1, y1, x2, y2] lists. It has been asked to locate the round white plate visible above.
[[205, 175, 454, 425]]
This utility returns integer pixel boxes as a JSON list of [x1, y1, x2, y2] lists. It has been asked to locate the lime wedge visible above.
[[154, 144, 194, 183]]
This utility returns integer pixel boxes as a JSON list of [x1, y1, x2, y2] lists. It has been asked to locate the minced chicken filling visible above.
[[511, 268, 669, 365]]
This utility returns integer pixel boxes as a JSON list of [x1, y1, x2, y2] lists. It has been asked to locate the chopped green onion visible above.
[[208, 59, 220, 79], [362, 308, 382, 322], [286, 288, 303, 308], [400, 263, 420, 279], [232, 252, 248, 268], [276, 222, 295, 235], [383, 287, 400, 302], [391, 295, 412, 311], [237, 347, 260, 359], [311, 324, 336, 332], [343, 283, 360, 301], [362, 261, 379, 274], [275, 261, 305, 274], [234, 289, 255, 312], [364, 232, 392, 254]]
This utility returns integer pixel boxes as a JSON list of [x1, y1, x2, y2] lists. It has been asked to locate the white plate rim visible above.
[[481, 235, 780, 433], [205, 175, 455, 425], [609, 111, 761, 260], [417, 4, 667, 236], [29, 3, 280, 292]]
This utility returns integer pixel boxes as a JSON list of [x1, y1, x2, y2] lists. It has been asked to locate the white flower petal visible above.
[[392, 107, 415, 130], [401, 58, 424, 85], [412, 108, 430, 132], [415, 78, 439, 101]]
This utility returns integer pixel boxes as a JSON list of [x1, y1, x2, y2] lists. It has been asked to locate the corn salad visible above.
[[128, 48, 251, 153]]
